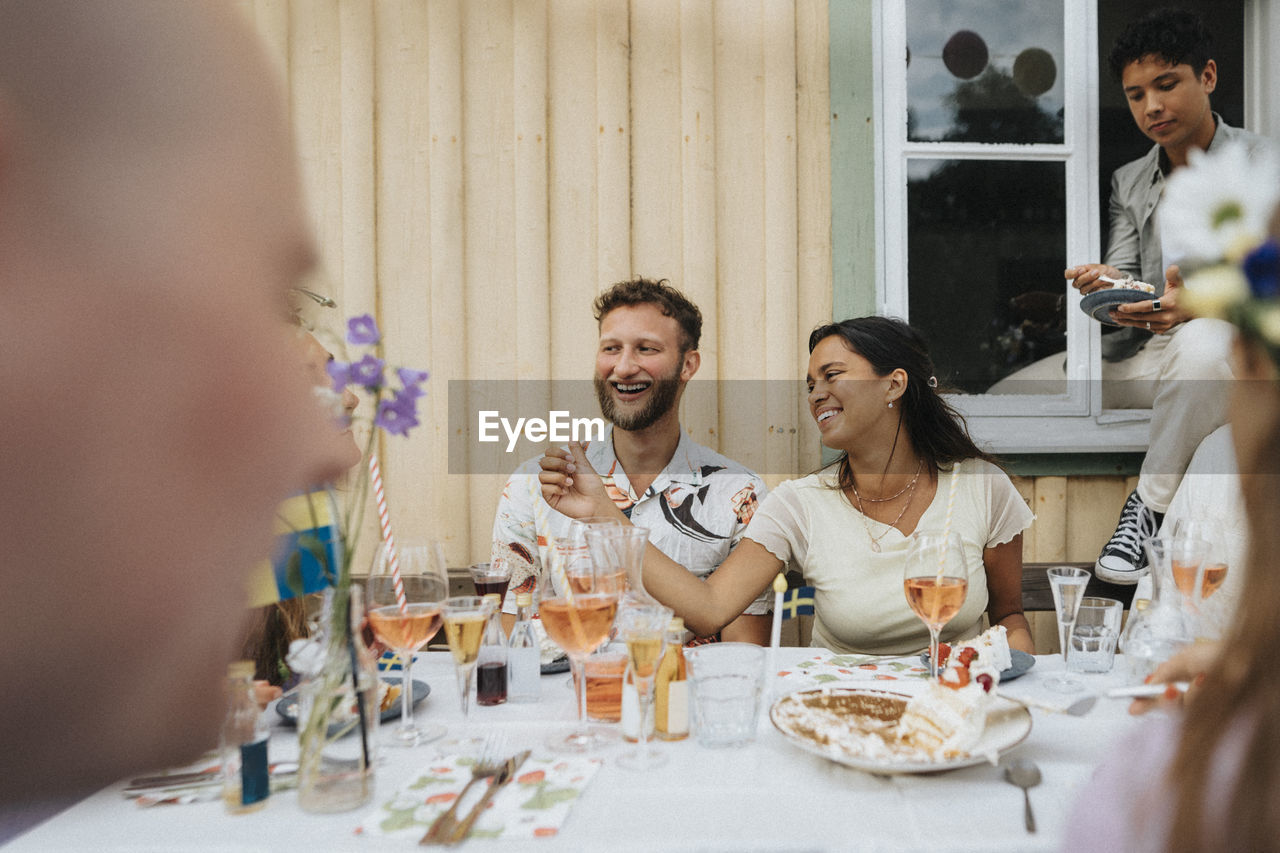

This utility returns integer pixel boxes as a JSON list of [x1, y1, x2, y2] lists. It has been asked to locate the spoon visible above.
[[1003, 758, 1041, 833]]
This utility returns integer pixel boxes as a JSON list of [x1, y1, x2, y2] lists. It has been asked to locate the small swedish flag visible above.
[[780, 585, 815, 620], [377, 651, 405, 672]]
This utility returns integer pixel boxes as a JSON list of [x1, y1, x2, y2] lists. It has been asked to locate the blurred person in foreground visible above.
[[0, 0, 350, 828], [1065, 182, 1280, 849]]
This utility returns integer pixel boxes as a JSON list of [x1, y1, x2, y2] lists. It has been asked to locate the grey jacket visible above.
[[1101, 115, 1269, 361]]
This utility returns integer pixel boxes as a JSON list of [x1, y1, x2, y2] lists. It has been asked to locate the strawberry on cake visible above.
[[897, 626, 1010, 758]]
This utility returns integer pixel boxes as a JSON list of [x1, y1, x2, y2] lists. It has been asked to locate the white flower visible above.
[[1181, 262, 1251, 320], [1161, 142, 1280, 267], [1256, 304, 1280, 348], [286, 636, 327, 676]]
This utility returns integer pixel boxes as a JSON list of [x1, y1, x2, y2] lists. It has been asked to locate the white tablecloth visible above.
[[3, 649, 1145, 852]]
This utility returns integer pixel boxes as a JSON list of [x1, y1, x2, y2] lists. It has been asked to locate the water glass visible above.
[[685, 643, 765, 748], [580, 645, 627, 723], [1067, 597, 1124, 674]]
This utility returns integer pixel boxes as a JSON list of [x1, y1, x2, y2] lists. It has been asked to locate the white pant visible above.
[[988, 318, 1235, 512]]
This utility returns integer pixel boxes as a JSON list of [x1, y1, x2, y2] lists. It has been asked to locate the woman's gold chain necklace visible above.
[[850, 459, 924, 553]]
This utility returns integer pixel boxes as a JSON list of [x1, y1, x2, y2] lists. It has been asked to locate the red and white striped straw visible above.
[[368, 452, 407, 612]]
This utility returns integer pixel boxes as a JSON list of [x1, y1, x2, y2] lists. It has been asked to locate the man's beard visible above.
[[594, 370, 682, 431]]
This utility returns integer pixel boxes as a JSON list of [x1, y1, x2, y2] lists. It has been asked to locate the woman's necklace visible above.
[[850, 458, 923, 503], [850, 460, 923, 553]]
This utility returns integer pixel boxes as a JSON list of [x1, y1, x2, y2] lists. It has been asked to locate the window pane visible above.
[[905, 0, 1064, 144], [906, 159, 1066, 395]]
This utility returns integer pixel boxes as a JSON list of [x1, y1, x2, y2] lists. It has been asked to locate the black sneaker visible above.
[[1095, 491, 1163, 584]]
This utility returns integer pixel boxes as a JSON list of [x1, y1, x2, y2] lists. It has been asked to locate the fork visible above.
[[419, 732, 505, 845]]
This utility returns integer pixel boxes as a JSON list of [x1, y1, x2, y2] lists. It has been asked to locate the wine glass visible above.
[[1045, 565, 1091, 692], [469, 560, 511, 601], [614, 602, 673, 770], [441, 595, 490, 722], [585, 525, 653, 607], [365, 542, 449, 746], [902, 531, 968, 678], [541, 538, 623, 752], [1171, 519, 1228, 601]]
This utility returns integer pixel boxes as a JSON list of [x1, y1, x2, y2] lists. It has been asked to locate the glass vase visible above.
[[1119, 540, 1197, 683], [297, 586, 378, 813]]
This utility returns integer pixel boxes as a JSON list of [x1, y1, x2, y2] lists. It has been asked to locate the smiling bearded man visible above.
[[490, 278, 773, 644]]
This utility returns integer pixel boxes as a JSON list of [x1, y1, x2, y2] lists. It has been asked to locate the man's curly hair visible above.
[[592, 277, 702, 353], [1108, 7, 1213, 81]]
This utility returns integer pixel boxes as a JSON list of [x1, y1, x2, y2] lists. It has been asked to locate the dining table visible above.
[[2, 648, 1146, 852]]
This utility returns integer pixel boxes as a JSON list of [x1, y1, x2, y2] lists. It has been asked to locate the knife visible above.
[[442, 750, 531, 845], [124, 762, 298, 794]]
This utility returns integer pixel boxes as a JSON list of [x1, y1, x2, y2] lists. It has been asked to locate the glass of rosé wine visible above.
[[542, 533, 624, 753], [1170, 519, 1227, 602], [366, 541, 449, 747], [903, 531, 969, 679]]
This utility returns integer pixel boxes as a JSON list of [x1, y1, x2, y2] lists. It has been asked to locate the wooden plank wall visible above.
[[235, 1, 1138, 654], [235, 0, 834, 574]]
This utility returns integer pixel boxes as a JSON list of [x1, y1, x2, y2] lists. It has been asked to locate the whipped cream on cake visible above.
[[897, 626, 1009, 758], [1106, 276, 1155, 293], [530, 617, 567, 666]]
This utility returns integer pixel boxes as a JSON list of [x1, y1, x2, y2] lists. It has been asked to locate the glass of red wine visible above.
[[469, 561, 511, 602]]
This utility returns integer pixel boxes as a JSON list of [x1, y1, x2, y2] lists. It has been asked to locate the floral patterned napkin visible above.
[[358, 752, 602, 841], [775, 653, 930, 690]]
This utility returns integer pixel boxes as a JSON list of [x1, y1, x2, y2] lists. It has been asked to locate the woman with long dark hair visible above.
[[1066, 267, 1280, 851], [540, 316, 1034, 654]]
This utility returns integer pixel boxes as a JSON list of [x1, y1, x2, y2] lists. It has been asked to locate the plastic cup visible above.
[[1068, 597, 1124, 674], [685, 643, 765, 748], [579, 647, 626, 723]]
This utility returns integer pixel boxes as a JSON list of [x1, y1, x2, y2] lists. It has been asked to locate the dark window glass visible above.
[[906, 0, 1064, 144], [907, 159, 1067, 394]]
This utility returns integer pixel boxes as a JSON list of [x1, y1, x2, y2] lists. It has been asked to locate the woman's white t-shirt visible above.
[[745, 458, 1033, 655]]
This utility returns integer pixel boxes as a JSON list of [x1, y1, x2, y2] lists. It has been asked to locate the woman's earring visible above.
[[888, 401, 894, 409]]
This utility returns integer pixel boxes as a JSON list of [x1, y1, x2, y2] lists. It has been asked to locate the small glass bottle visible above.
[[507, 592, 540, 703], [476, 593, 508, 706], [220, 660, 270, 814], [653, 618, 689, 741]]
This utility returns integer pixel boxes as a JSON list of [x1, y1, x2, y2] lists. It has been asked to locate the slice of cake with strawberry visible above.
[[897, 628, 1008, 759]]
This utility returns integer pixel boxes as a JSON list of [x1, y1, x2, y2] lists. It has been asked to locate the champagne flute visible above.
[[614, 603, 673, 770], [365, 542, 448, 746], [441, 596, 490, 720], [902, 531, 968, 678], [541, 538, 622, 753], [1045, 565, 1091, 692]]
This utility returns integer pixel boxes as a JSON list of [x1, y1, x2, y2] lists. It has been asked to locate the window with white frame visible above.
[[870, 0, 1254, 453]]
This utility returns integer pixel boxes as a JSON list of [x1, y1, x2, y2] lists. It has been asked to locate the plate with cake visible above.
[[275, 677, 429, 728], [771, 626, 1032, 773], [1079, 276, 1156, 326]]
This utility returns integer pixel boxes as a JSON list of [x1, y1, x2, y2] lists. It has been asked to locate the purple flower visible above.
[[347, 314, 381, 345], [348, 354, 386, 390], [397, 367, 430, 388], [325, 360, 351, 392], [1243, 238, 1280, 299], [375, 390, 420, 437]]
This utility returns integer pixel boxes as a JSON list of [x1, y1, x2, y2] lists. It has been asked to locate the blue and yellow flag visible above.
[[246, 490, 342, 608], [377, 651, 405, 672], [780, 586, 815, 620]]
